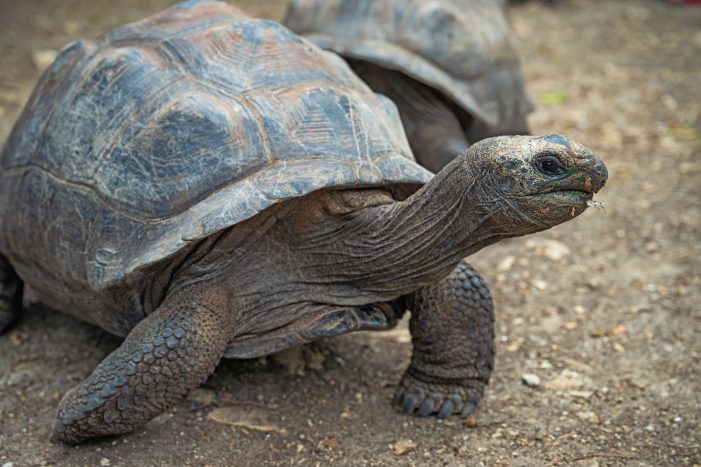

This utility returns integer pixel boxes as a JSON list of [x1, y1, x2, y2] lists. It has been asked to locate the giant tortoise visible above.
[[284, 0, 535, 172], [0, 0, 607, 443]]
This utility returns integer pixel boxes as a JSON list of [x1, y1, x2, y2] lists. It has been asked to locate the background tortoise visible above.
[[0, 0, 606, 443], [284, 0, 535, 172]]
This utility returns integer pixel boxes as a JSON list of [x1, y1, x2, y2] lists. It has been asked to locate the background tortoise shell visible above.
[[0, 0, 431, 336], [284, 0, 535, 142]]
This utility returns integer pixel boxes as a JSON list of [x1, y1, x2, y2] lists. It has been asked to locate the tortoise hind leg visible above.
[[393, 259, 495, 418], [50, 285, 232, 444], [0, 253, 23, 334]]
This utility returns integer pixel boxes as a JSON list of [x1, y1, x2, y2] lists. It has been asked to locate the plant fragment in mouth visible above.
[[586, 199, 606, 213]]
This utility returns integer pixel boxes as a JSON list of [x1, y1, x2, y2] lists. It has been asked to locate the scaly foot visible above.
[[393, 371, 485, 418]]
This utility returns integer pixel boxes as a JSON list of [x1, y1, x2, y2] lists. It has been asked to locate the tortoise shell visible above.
[[284, 0, 535, 142], [0, 0, 430, 336]]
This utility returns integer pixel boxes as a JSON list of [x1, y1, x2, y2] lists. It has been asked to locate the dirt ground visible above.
[[0, 0, 700, 465]]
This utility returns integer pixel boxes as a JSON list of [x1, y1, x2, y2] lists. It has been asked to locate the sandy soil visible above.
[[0, 0, 700, 465]]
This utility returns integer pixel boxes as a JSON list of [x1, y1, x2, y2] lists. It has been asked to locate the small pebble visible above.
[[497, 255, 516, 272], [99, 459, 110, 467], [522, 373, 542, 387], [525, 239, 571, 261], [576, 411, 599, 423], [569, 390, 593, 400], [506, 338, 523, 352], [644, 241, 659, 253], [32, 49, 57, 71], [64, 20, 80, 34]]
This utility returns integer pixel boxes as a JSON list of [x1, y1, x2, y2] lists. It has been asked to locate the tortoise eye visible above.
[[535, 155, 566, 176]]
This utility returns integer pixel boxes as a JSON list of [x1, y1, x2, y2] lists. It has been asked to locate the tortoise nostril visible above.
[[586, 163, 608, 192], [594, 163, 608, 189], [596, 163, 609, 179]]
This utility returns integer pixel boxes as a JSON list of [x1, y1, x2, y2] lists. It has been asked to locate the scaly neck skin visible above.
[[305, 156, 510, 300]]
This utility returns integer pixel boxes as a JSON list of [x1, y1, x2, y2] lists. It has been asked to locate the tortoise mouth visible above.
[[536, 169, 602, 205], [540, 189, 593, 203]]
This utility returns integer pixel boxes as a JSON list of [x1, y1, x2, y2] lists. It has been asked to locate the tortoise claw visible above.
[[437, 399, 455, 419], [400, 393, 419, 413], [461, 401, 477, 417], [393, 373, 485, 419], [416, 397, 437, 416]]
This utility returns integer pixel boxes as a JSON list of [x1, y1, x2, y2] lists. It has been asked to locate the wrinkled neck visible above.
[[366, 159, 503, 288], [307, 157, 506, 299]]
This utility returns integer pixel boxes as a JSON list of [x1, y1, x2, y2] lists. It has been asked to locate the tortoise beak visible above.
[[586, 161, 608, 192], [573, 145, 608, 193]]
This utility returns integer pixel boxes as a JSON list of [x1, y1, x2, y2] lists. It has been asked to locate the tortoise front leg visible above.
[[50, 285, 231, 444], [0, 253, 23, 334], [393, 259, 495, 418]]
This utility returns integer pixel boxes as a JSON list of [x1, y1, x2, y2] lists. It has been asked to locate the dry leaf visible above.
[[208, 406, 287, 436], [187, 388, 215, 405], [317, 434, 339, 451], [590, 325, 626, 338], [392, 438, 417, 455], [463, 416, 480, 428], [545, 369, 592, 391]]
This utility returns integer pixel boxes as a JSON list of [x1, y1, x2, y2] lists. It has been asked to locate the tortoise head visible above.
[[463, 134, 608, 236]]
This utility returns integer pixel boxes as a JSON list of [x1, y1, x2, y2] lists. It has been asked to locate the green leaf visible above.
[[538, 91, 568, 105], [670, 127, 700, 141]]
